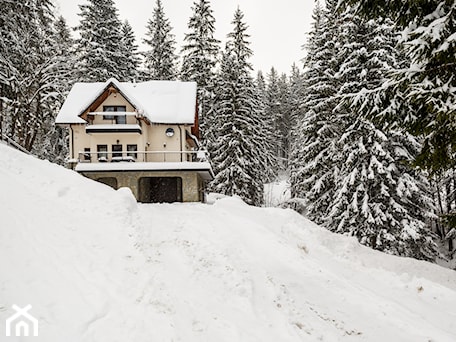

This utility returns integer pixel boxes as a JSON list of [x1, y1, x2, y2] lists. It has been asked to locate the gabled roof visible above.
[[55, 78, 197, 125]]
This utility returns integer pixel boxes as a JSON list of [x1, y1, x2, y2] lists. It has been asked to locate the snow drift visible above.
[[0, 142, 455, 341]]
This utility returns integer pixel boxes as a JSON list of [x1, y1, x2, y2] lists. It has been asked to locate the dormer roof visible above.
[[55, 78, 197, 125]]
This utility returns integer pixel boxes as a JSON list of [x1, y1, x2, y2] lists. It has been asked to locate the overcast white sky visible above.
[[53, 0, 315, 74]]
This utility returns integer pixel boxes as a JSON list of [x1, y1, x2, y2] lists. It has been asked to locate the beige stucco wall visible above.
[[80, 170, 204, 202], [92, 92, 137, 124]]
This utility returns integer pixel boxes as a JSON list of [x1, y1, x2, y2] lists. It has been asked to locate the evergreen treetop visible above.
[[76, 0, 124, 82], [143, 0, 178, 80]]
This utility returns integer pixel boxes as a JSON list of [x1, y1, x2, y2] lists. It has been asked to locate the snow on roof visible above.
[[55, 78, 197, 125]]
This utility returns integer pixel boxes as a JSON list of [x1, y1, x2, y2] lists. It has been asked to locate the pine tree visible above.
[[118, 20, 140, 82], [143, 0, 178, 80], [76, 0, 124, 82], [208, 8, 273, 205], [180, 0, 220, 140]]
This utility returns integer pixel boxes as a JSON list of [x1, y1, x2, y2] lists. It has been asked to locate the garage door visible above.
[[138, 177, 183, 203]]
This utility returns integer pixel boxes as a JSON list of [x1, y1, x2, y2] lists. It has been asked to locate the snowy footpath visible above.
[[0, 142, 455, 341]]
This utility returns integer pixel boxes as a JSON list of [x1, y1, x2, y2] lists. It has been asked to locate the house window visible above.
[[112, 144, 122, 158], [84, 147, 91, 161], [103, 106, 126, 124], [116, 115, 126, 124], [127, 144, 138, 159], [97, 145, 108, 161]]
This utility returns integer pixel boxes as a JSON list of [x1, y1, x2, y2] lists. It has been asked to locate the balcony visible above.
[[77, 150, 209, 163], [85, 124, 142, 134], [74, 150, 213, 180], [85, 111, 143, 134]]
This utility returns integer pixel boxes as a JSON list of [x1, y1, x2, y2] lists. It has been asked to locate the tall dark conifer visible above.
[[208, 8, 273, 205], [119, 20, 140, 82], [292, 1, 437, 259], [143, 0, 178, 80], [34, 15, 75, 164], [341, 0, 456, 250], [181, 0, 220, 140], [76, 0, 124, 81], [290, 0, 341, 223], [0, 0, 60, 153]]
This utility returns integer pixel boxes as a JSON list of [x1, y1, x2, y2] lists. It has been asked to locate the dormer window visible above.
[[103, 105, 126, 124]]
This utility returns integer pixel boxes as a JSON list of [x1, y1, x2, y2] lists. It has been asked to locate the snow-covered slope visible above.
[[1, 143, 455, 342]]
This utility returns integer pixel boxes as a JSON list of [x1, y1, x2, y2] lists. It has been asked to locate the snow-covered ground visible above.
[[264, 175, 291, 207], [1, 142, 456, 342]]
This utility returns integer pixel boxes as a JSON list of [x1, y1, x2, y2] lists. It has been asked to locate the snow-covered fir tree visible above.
[[287, 63, 305, 142], [118, 20, 140, 82], [180, 0, 220, 140], [331, 6, 438, 260], [32, 15, 76, 164], [276, 72, 291, 166], [255, 71, 267, 102], [261, 68, 292, 173], [337, 0, 456, 171], [342, 0, 456, 252], [264, 67, 282, 174], [143, 0, 178, 80], [180, 0, 219, 85], [208, 8, 274, 205], [0, 0, 62, 154], [255, 70, 277, 182], [290, 0, 341, 225], [76, 0, 124, 82], [293, 2, 438, 259]]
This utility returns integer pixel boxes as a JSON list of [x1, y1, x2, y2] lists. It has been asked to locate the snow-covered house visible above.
[[55, 78, 213, 203]]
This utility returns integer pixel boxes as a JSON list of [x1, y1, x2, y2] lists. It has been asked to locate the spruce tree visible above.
[[288, 63, 305, 142], [180, 0, 220, 140], [0, 0, 60, 153], [118, 20, 140, 82], [289, 0, 341, 224], [33, 15, 76, 164], [277, 73, 291, 166], [143, 0, 178, 80], [181, 0, 219, 86], [76, 0, 124, 82], [340, 0, 456, 175], [329, 8, 436, 257], [292, 1, 438, 259], [265, 67, 282, 173], [255, 71, 267, 103], [339, 0, 456, 252], [208, 8, 273, 205], [256, 69, 278, 182]]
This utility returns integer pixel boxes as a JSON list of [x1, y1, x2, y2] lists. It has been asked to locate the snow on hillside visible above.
[[1, 142, 456, 342]]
